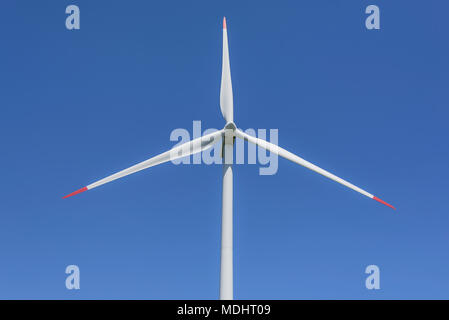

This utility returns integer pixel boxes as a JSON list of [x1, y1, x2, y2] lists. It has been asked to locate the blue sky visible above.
[[0, 1, 448, 299]]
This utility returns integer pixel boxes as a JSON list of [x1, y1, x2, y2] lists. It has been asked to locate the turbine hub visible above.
[[224, 122, 236, 131], [223, 122, 236, 145]]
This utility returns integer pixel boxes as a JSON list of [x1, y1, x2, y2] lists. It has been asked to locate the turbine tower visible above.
[[63, 17, 395, 300]]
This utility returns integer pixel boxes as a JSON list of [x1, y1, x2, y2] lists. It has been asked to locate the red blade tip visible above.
[[223, 17, 227, 29], [63, 186, 88, 199], [373, 196, 396, 210]]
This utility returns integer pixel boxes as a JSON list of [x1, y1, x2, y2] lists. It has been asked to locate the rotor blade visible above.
[[63, 130, 224, 198], [235, 129, 395, 209], [220, 17, 233, 122]]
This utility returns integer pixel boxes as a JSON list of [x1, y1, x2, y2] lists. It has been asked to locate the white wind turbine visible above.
[[63, 17, 395, 300]]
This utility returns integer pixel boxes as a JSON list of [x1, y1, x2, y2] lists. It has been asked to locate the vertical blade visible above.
[[220, 17, 234, 122]]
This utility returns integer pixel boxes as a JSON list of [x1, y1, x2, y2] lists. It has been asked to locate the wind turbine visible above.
[[63, 17, 395, 300]]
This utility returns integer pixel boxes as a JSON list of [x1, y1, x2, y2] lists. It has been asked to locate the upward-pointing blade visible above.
[[235, 129, 395, 210], [63, 130, 224, 198], [220, 17, 233, 122]]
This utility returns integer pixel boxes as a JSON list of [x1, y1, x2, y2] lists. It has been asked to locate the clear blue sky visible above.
[[1, 1, 448, 299]]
